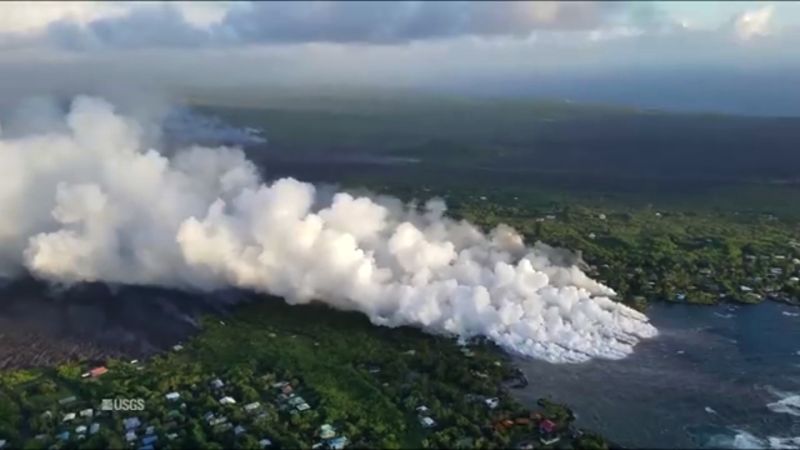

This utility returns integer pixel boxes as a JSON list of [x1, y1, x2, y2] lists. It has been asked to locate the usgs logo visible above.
[[101, 398, 145, 411]]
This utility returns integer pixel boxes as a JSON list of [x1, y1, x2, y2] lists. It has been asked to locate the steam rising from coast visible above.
[[0, 96, 657, 363]]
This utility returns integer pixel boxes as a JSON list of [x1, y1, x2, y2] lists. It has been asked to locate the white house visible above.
[[125, 431, 137, 442], [211, 378, 225, 389], [90, 423, 100, 435], [123, 417, 141, 430], [220, 396, 237, 405], [244, 402, 261, 412], [419, 416, 436, 428], [62, 412, 76, 422], [484, 397, 500, 409], [165, 392, 181, 401], [259, 438, 273, 448], [75, 425, 87, 434], [79, 408, 93, 418]]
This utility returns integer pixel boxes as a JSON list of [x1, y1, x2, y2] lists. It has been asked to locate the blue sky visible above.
[[0, 1, 798, 115]]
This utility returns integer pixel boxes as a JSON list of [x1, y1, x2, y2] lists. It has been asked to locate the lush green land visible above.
[[0, 299, 607, 450]]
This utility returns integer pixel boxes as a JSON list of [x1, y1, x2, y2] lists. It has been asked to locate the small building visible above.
[[539, 419, 557, 434], [484, 397, 500, 409], [125, 431, 137, 442], [328, 436, 348, 450], [416, 405, 429, 414], [740, 285, 754, 292], [319, 424, 336, 440], [220, 396, 237, 405], [79, 408, 93, 418], [63, 412, 76, 422], [0, 440, 6, 449], [167, 433, 179, 440], [57, 431, 70, 441], [211, 378, 225, 389], [75, 425, 87, 434], [90, 423, 100, 434], [59, 396, 77, 405], [281, 384, 294, 395], [259, 438, 273, 448], [165, 392, 181, 401], [172, 344, 184, 351], [144, 426, 155, 436], [89, 366, 108, 378], [141, 435, 158, 446], [419, 416, 436, 428], [234, 425, 246, 435], [244, 402, 261, 412], [123, 417, 141, 430], [297, 402, 310, 411], [203, 412, 215, 422]]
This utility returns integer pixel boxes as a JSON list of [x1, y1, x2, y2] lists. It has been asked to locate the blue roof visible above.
[[142, 436, 158, 445]]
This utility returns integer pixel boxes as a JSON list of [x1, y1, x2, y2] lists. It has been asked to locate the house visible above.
[[539, 419, 557, 434], [123, 417, 141, 430], [484, 397, 500, 409], [126, 431, 137, 442], [259, 438, 273, 448], [167, 433, 179, 440], [415, 405, 429, 414], [90, 423, 100, 434], [328, 436, 348, 450], [89, 366, 109, 378], [234, 425, 246, 435], [79, 408, 93, 418], [144, 426, 155, 436], [419, 416, 436, 428], [244, 402, 261, 412], [209, 416, 228, 427], [41, 410, 53, 419], [57, 431, 70, 441], [0, 440, 5, 449], [588, 232, 596, 240], [220, 396, 237, 405], [172, 344, 184, 351], [165, 392, 181, 401], [130, 359, 139, 364], [281, 384, 294, 395], [297, 402, 310, 412], [59, 396, 77, 405], [538, 419, 560, 444], [141, 435, 158, 446], [320, 424, 336, 440], [63, 412, 76, 422], [598, 213, 607, 220], [211, 378, 225, 389], [740, 285, 754, 292], [204, 412, 215, 422], [75, 425, 87, 434]]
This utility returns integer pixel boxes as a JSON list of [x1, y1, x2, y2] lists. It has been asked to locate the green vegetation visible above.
[[0, 299, 606, 449]]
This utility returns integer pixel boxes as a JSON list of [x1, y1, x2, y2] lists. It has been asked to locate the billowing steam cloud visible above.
[[0, 96, 657, 363]]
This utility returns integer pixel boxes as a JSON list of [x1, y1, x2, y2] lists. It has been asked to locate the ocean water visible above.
[[512, 302, 800, 449]]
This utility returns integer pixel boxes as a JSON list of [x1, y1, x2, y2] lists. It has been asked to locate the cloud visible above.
[[0, 96, 658, 363], [731, 4, 774, 41]]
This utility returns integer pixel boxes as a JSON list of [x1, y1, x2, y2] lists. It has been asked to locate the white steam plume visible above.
[[0, 96, 657, 363]]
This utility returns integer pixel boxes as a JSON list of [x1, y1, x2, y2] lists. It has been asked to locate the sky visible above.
[[0, 1, 798, 115]]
